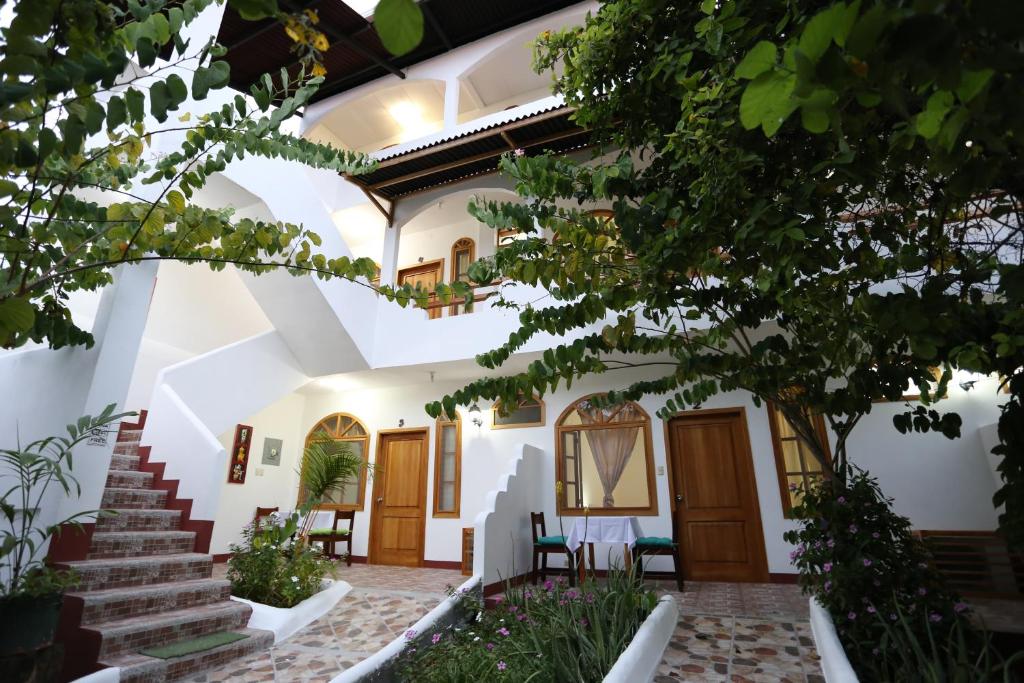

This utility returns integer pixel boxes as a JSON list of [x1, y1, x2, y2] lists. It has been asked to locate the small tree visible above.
[[425, 0, 1023, 544], [0, 0, 427, 350]]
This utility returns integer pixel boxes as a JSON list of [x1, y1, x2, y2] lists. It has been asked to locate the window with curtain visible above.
[[767, 403, 831, 517], [450, 238, 475, 316], [433, 415, 461, 517], [555, 395, 657, 515], [300, 413, 369, 510], [492, 394, 545, 429]]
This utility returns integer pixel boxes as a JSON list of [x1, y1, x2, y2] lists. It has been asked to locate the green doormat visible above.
[[139, 631, 249, 659]]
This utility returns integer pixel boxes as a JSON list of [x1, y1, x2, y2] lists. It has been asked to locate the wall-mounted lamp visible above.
[[468, 403, 483, 428], [958, 380, 978, 392]]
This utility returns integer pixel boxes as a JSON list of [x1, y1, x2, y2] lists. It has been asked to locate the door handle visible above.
[[674, 494, 683, 503], [376, 497, 384, 504]]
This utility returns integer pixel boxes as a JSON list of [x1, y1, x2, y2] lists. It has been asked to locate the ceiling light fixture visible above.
[[388, 100, 431, 141], [469, 403, 483, 428]]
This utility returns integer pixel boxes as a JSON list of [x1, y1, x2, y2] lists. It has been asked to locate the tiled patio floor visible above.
[[193, 563, 465, 681], [652, 581, 823, 683]]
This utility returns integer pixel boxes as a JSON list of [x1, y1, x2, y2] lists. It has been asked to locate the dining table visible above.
[[564, 516, 645, 583]]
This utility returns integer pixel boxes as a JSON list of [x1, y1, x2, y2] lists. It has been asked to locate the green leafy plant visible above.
[[396, 569, 657, 682], [0, 404, 132, 598], [294, 434, 367, 539], [226, 517, 332, 608], [873, 603, 1022, 683], [784, 465, 1013, 681], [421, 0, 1024, 548], [0, 0, 433, 351]]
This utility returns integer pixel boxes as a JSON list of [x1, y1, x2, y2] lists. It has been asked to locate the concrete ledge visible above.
[[72, 667, 121, 683], [232, 579, 352, 644], [603, 595, 679, 683], [809, 598, 859, 683]]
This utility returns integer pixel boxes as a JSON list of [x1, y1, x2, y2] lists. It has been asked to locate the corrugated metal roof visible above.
[[348, 106, 590, 200]]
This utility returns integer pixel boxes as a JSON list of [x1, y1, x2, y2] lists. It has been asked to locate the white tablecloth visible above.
[[565, 516, 644, 553]]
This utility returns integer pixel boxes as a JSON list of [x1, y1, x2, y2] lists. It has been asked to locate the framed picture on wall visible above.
[[262, 437, 283, 466], [228, 424, 253, 484]]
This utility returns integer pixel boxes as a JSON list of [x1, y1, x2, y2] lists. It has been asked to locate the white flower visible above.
[[291, 576, 299, 583], [473, 637, 481, 642], [476, 611, 483, 622]]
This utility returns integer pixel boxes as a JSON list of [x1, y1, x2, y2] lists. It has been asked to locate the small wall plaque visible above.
[[228, 424, 253, 484], [262, 437, 283, 466]]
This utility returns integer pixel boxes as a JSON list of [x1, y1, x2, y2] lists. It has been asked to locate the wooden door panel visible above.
[[668, 410, 768, 582], [678, 422, 743, 509], [370, 430, 428, 567], [397, 261, 443, 320]]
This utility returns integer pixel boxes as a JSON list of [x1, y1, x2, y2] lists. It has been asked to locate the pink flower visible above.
[[930, 613, 942, 623], [497, 627, 510, 636], [954, 602, 969, 614], [837, 496, 846, 504], [514, 148, 525, 157], [509, 605, 518, 613], [867, 606, 876, 614], [579, 617, 589, 627], [494, 596, 504, 605], [918, 587, 927, 596], [431, 632, 442, 644], [823, 562, 833, 572], [824, 580, 832, 591], [872, 532, 880, 539], [584, 593, 596, 604], [848, 524, 858, 533], [405, 629, 417, 640], [486, 642, 495, 651], [498, 660, 508, 671], [848, 611, 857, 620], [863, 558, 872, 567], [543, 580, 554, 591], [517, 613, 526, 621], [524, 591, 533, 599]]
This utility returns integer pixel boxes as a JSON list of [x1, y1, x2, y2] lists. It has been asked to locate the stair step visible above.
[[113, 441, 140, 456], [111, 453, 141, 470], [102, 487, 167, 509], [106, 469, 154, 490], [71, 579, 232, 625], [103, 627, 274, 683], [97, 509, 181, 532], [87, 601, 252, 658], [88, 531, 195, 559], [117, 428, 143, 444], [57, 554, 213, 591]]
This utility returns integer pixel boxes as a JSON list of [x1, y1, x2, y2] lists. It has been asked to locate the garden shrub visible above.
[[228, 518, 333, 608], [396, 569, 657, 682], [785, 465, 1014, 681]]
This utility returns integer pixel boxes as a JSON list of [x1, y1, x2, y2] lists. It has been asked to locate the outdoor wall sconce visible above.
[[958, 380, 978, 392], [469, 403, 483, 428]]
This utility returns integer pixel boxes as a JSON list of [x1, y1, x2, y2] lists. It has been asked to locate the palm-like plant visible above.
[[294, 433, 367, 540]]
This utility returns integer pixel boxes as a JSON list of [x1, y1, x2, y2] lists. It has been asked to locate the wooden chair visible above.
[[634, 516, 684, 591], [307, 510, 355, 566], [254, 506, 279, 525], [531, 512, 575, 586]]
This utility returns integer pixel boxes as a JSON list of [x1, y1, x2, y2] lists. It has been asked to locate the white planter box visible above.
[[232, 579, 352, 644], [603, 595, 679, 683], [809, 598, 859, 683]]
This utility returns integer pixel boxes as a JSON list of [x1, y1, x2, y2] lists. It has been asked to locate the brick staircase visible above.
[[52, 418, 273, 682]]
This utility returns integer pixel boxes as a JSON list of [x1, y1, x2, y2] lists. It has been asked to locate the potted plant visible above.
[[228, 434, 367, 609], [0, 404, 129, 680]]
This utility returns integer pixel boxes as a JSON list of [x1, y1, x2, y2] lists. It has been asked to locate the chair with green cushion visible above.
[[634, 516, 683, 591], [531, 511, 575, 586], [307, 509, 354, 566]]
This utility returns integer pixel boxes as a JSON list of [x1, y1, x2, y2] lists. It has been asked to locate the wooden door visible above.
[[666, 408, 769, 582], [369, 429, 429, 567], [397, 260, 443, 320]]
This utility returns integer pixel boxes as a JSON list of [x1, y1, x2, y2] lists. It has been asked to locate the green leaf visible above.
[[166, 74, 188, 106], [166, 190, 186, 214], [373, 0, 424, 57], [799, 4, 842, 63], [0, 297, 36, 333], [739, 71, 797, 136], [916, 90, 954, 139], [192, 61, 231, 100], [955, 69, 993, 104], [735, 41, 777, 80], [150, 81, 170, 122], [125, 88, 145, 123], [227, 0, 278, 21], [107, 96, 126, 130], [700, 0, 716, 15]]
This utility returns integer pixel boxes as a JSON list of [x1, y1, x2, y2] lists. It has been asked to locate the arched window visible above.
[[433, 414, 461, 517], [492, 393, 545, 429], [300, 413, 370, 511], [555, 394, 657, 516], [450, 237, 475, 316]]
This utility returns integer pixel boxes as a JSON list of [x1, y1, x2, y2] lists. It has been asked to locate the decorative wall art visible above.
[[228, 424, 253, 484], [262, 437, 283, 466]]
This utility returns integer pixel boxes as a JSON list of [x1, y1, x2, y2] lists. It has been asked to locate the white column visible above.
[[443, 77, 460, 129], [380, 221, 403, 285]]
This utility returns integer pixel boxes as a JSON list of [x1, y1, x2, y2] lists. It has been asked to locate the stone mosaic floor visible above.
[[651, 580, 823, 683], [192, 563, 465, 681], [197, 563, 824, 681]]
